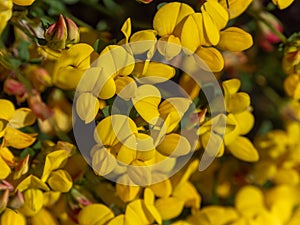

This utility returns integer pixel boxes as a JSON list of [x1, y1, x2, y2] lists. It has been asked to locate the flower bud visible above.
[[258, 12, 283, 52], [19, 188, 44, 216], [0, 208, 26, 225], [3, 78, 27, 102], [45, 15, 80, 50], [24, 66, 52, 92], [45, 14, 67, 50], [47, 170, 73, 193], [65, 17, 80, 44], [8, 191, 25, 210]]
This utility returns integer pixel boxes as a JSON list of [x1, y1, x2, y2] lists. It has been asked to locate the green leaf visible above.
[[18, 40, 30, 61], [20, 148, 35, 159]]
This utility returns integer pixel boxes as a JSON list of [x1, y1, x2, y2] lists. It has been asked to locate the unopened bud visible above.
[[65, 17, 80, 44], [3, 78, 27, 97], [45, 14, 67, 50], [45, 14, 80, 50], [24, 66, 52, 92], [8, 191, 25, 210]]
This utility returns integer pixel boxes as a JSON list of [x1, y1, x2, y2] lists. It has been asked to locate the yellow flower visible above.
[[47, 170, 73, 192], [13, 0, 35, 6], [19, 188, 44, 216], [272, 0, 294, 9], [124, 188, 162, 225], [52, 43, 95, 90], [78, 204, 114, 225], [218, 0, 253, 19], [31, 208, 59, 225], [151, 160, 200, 220], [0, 1, 13, 35], [0, 208, 26, 225]]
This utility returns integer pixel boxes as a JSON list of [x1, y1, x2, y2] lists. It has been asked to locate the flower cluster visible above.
[[1, 0, 300, 224]]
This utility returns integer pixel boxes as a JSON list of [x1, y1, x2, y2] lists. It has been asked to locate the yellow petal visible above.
[[155, 197, 185, 220], [284, 74, 300, 100], [98, 45, 135, 77], [233, 111, 254, 135], [179, 73, 201, 100], [227, 136, 259, 162], [128, 160, 152, 185], [0, 209, 26, 225], [157, 35, 182, 61], [0, 156, 11, 179], [187, 206, 238, 225], [235, 185, 265, 212], [125, 200, 154, 225], [180, 13, 203, 53], [222, 78, 241, 95], [52, 44, 94, 90], [16, 175, 50, 192], [4, 127, 37, 149], [132, 85, 161, 124], [153, 2, 194, 36], [19, 189, 44, 216], [94, 115, 138, 146], [121, 18, 131, 42], [92, 148, 117, 176], [133, 62, 176, 83], [41, 150, 70, 182], [13, 0, 35, 6], [48, 170, 73, 192], [274, 169, 299, 185], [0, 99, 15, 121], [76, 93, 99, 124], [219, 0, 253, 19], [173, 181, 201, 210], [157, 133, 191, 157], [272, 0, 294, 9], [0, 118, 8, 137], [195, 47, 224, 72], [107, 215, 125, 225], [144, 188, 162, 225], [78, 204, 114, 225], [31, 208, 59, 225], [202, 0, 228, 30], [130, 30, 157, 54], [202, 10, 220, 46], [77, 67, 116, 100], [218, 27, 253, 52], [115, 76, 137, 100], [9, 108, 36, 129], [149, 179, 172, 198], [116, 183, 141, 202]]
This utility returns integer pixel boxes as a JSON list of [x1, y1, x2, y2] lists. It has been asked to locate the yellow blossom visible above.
[[78, 204, 114, 225], [272, 0, 294, 9], [0, 208, 26, 225], [52, 43, 95, 90]]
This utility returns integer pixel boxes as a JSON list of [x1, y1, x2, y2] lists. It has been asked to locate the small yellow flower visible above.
[[78, 204, 114, 225], [19, 188, 44, 216], [272, 0, 294, 9], [0, 208, 26, 225], [52, 43, 95, 90]]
